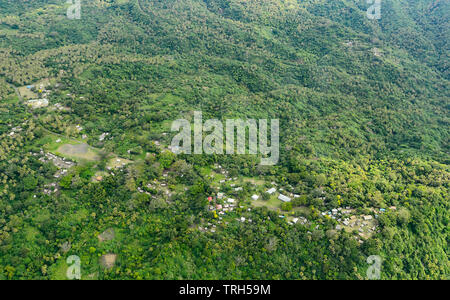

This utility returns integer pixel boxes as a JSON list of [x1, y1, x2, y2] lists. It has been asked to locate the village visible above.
[[28, 149, 77, 195], [171, 162, 392, 243], [93, 135, 394, 245], [13, 80, 389, 248], [2, 105, 393, 276]]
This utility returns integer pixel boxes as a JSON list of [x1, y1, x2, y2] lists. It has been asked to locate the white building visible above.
[[27, 98, 49, 109], [266, 188, 277, 195], [278, 194, 292, 202]]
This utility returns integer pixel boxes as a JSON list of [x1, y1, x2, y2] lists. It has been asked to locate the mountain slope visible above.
[[0, 0, 448, 280]]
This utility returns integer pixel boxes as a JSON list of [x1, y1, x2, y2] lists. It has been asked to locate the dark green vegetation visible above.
[[0, 0, 448, 279]]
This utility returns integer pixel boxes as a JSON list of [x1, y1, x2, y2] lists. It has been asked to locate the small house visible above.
[[266, 188, 277, 195], [278, 194, 292, 202]]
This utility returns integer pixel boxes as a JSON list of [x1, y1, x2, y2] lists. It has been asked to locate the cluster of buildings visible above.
[[290, 217, 308, 226], [38, 152, 76, 171], [321, 207, 352, 220], [50, 103, 69, 112], [335, 214, 377, 234], [322, 207, 390, 241], [43, 182, 58, 195], [26, 83, 50, 109], [199, 165, 393, 242], [210, 197, 237, 216], [8, 126, 22, 137], [265, 186, 301, 203], [27, 98, 49, 109]]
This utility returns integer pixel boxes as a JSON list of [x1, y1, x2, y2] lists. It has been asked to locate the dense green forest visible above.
[[0, 0, 448, 280]]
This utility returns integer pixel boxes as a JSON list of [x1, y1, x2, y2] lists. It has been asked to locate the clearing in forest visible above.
[[56, 143, 100, 161]]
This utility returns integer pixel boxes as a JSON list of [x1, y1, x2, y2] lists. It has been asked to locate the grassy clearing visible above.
[[18, 86, 38, 100], [51, 144, 98, 162], [56, 143, 99, 162], [253, 195, 282, 211], [44, 135, 80, 152], [41, 134, 100, 162]]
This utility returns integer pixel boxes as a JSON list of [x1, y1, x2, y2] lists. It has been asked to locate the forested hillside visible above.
[[0, 0, 448, 280]]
